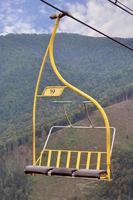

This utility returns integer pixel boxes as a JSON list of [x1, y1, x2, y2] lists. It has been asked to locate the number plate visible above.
[[42, 86, 67, 97]]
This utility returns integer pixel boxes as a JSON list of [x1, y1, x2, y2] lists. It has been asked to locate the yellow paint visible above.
[[44, 149, 106, 154], [42, 86, 67, 97], [37, 149, 106, 171], [66, 151, 71, 168], [49, 16, 111, 180], [39, 152, 43, 166], [47, 150, 52, 167], [32, 46, 49, 165], [96, 152, 101, 170], [76, 151, 81, 169], [56, 150, 61, 168], [86, 152, 91, 169]]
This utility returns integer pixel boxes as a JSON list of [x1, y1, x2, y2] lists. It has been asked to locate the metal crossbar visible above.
[[52, 100, 94, 127]]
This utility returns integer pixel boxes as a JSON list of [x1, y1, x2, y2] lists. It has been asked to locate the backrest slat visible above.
[[39, 149, 106, 170]]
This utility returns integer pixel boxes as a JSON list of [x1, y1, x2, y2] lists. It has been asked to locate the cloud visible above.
[[58, 0, 133, 37], [3, 22, 37, 34], [0, 0, 45, 35], [39, 4, 48, 15], [0, 0, 132, 37]]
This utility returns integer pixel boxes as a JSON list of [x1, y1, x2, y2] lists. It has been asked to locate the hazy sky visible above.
[[0, 0, 133, 37]]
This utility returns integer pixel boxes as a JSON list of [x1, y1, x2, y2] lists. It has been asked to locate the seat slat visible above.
[[66, 151, 71, 168], [24, 165, 53, 175], [56, 150, 61, 168], [50, 167, 77, 176], [96, 152, 101, 170], [47, 150, 52, 167], [86, 152, 91, 169], [76, 152, 81, 169], [73, 169, 107, 179]]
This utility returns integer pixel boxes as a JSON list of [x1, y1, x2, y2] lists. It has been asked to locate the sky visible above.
[[0, 0, 133, 37]]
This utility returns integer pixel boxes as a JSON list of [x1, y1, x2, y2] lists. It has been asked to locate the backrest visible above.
[[36, 149, 107, 170]]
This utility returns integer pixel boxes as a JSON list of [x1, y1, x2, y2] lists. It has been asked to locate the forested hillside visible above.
[[0, 34, 133, 200], [0, 34, 133, 146], [0, 100, 133, 200]]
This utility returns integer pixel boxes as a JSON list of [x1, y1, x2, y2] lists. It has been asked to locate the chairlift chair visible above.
[[24, 13, 116, 181]]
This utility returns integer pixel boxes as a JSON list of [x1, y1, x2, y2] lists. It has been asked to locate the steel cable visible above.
[[40, 0, 133, 52]]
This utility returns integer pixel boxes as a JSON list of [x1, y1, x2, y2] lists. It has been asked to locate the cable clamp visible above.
[[50, 11, 69, 19]]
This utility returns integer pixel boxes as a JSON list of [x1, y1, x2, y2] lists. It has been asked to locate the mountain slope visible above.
[[0, 100, 132, 200], [29, 100, 133, 200], [0, 34, 133, 141], [0, 34, 133, 199]]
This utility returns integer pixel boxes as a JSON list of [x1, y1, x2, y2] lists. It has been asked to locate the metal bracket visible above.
[[50, 12, 69, 20]]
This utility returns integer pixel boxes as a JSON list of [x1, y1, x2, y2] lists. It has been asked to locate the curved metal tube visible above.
[[49, 17, 111, 179], [32, 40, 49, 164], [32, 15, 112, 180]]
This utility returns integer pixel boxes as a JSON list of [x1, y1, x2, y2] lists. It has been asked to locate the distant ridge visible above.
[[0, 33, 133, 140]]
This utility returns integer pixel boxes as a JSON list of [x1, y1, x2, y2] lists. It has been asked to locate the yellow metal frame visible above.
[[32, 14, 111, 180], [36, 149, 106, 169]]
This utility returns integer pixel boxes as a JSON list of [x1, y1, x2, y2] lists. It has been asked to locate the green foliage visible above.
[[0, 158, 31, 200], [85, 150, 133, 200], [0, 34, 133, 143], [0, 34, 133, 200]]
